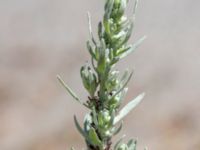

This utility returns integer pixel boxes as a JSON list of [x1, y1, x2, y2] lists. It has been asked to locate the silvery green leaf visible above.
[[119, 36, 146, 59], [110, 57, 120, 65], [109, 48, 115, 60], [88, 127, 102, 146], [116, 45, 131, 56], [114, 93, 145, 125], [133, 141, 137, 150], [118, 144, 129, 150], [110, 71, 133, 100], [117, 87, 128, 107], [108, 94, 121, 109], [114, 135, 126, 150], [112, 30, 126, 41], [88, 68, 98, 96], [122, 22, 134, 44], [120, 69, 129, 83], [102, 109, 111, 123], [105, 70, 120, 93], [83, 113, 92, 132], [118, 0, 127, 16], [109, 109, 115, 126], [92, 107, 98, 126], [104, 0, 114, 19], [57, 75, 82, 104], [74, 115, 87, 138], [109, 70, 120, 81], [100, 38, 106, 51], [113, 21, 134, 49], [112, 33, 128, 50], [87, 41, 97, 60], [103, 17, 111, 36], [127, 139, 137, 150], [98, 22, 103, 39], [91, 57, 97, 72], [133, 0, 139, 21], [112, 121, 123, 136], [97, 41, 107, 74], [95, 46, 100, 61], [87, 12, 97, 46], [97, 57, 106, 74], [80, 65, 97, 97], [98, 112, 104, 127], [119, 16, 128, 27], [127, 139, 134, 147], [108, 87, 128, 109], [80, 66, 90, 90], [104, 0, 114, 35]]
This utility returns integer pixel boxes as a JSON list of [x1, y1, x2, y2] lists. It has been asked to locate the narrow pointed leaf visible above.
[[87, 12, 97, 46], [112, 121, 123, 136], [103, 0, 114, 35], [110, 71, 133, 100], [92, 107, 98, 126], [127, 139, 137, 150], [57, 75, 82, 104], [127, 139, 134, 147], [120, 69, 129, 83], [114, 93, 145, 124], [105, 0, 114, 19], [88, 127, 102, 146], [110, 109, 115, 125], [83, 114, 92, 133], [114, 22, 134, 49], [73, 115, 86, 138], [91, 57, 97, 72], [98, 22, 103, 39], [133, 0, 139, 21], [87, 41, 97, 60], [133, 140, 137, 150], [119, 36, 146, 59], [114, 135, 126, 150]]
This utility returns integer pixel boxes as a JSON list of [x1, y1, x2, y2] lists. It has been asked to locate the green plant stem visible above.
[[58, 0, 147, 149]]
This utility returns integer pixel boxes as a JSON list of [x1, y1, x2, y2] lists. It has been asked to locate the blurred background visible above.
[[0, 0, 200, 150]]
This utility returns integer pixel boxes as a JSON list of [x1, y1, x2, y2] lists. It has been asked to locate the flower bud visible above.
[[117, 0, 127, 17], [109, 88, 128, 109], [104, 130, 112, 137], [109, 94, 121, 109], [98, 109, 111, 127], [80, 65, 97, 97]]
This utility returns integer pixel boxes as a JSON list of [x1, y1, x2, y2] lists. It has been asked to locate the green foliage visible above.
[[58, 0, 147, 149]]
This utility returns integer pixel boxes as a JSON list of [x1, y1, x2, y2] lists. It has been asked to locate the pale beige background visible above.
[[0, 0, 200, 150]]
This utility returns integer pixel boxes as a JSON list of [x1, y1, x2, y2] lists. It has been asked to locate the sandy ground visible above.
[[0, 0, 200, 150]]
